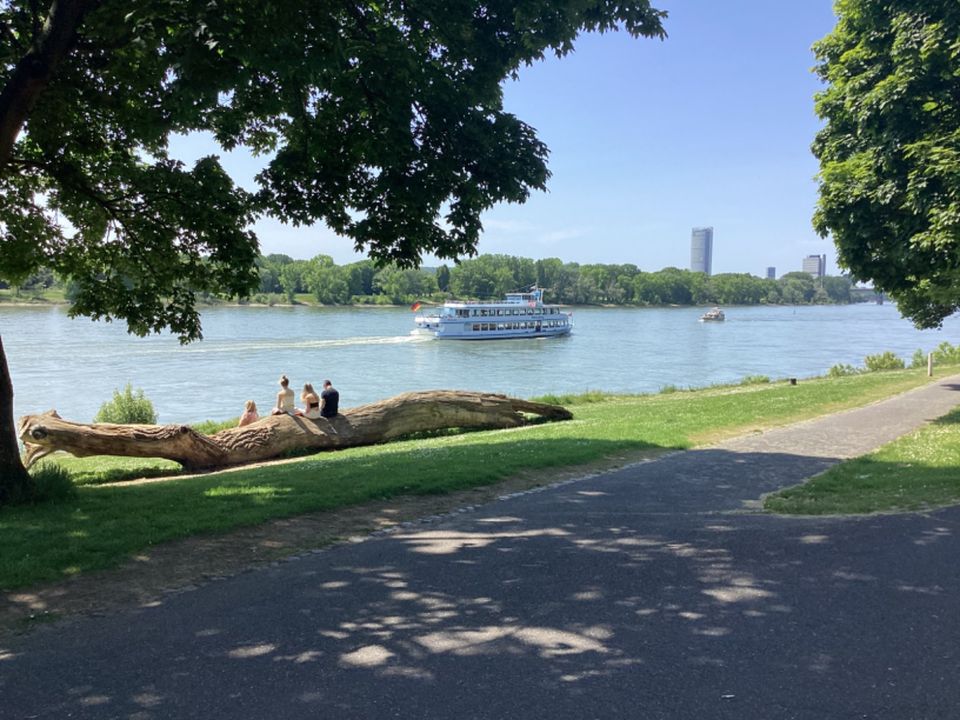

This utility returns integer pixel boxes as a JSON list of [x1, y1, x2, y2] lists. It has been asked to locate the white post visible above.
[[928, 352, 934, 377]]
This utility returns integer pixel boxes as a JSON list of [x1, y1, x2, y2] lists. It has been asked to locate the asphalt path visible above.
[[3, 377, 960, 720]]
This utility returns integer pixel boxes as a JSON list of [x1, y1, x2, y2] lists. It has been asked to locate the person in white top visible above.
[[295, 382, 322, 419], [271, 375, 296, 415]]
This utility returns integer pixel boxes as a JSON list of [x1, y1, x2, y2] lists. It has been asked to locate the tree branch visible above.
[[0, 0, 100, 170], [0, 17, 26, 54]]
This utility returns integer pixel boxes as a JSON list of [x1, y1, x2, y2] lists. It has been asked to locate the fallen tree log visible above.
[[18, 390, 573, 471]]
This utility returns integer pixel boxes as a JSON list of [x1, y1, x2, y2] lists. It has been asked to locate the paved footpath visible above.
[[3, 377, 960, 720]]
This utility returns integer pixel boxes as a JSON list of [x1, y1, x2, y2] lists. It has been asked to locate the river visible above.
[[2, 303, 957, 425]]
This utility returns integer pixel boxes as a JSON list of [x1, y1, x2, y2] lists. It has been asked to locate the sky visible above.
[[170, 0, 840, 277]]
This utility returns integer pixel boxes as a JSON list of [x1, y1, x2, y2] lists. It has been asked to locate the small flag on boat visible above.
[[410, 301, 422, 312]]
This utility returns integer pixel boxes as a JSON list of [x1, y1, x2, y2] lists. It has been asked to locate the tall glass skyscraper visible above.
[[690, 227, 713, 275]]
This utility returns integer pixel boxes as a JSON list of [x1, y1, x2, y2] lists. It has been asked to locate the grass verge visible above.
[[0, 369, 942, 589], [764, 405, 960, 515]]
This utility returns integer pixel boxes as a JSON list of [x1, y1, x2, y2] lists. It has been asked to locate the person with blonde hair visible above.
[[271, 375, 296, 415], [295, 382, 322, 419], [238, 400, 259, 427]]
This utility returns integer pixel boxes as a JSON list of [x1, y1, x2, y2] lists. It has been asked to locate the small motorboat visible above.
[[700, 307, 725, 322]]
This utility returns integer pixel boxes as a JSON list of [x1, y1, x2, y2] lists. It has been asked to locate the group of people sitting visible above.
[[238, 375, 340, 427]]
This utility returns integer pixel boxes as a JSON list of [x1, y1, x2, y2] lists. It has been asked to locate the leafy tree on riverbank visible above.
[[0, 0, 668, 503], [7, 253, 862, 308], [443, 255, 856, 307], [812, 0, 960, 329]]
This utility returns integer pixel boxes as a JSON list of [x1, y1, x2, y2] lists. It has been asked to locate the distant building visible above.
[[690, 227, 713, 275], [766, 266, 776, 279], [802, 254, 827, 278]]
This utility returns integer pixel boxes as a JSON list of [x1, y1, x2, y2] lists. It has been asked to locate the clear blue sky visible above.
[[171, 0, 839, 277]]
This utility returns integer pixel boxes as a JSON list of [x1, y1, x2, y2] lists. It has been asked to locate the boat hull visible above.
[[430, 326, 572, 340], [413, 320, 573, 340]]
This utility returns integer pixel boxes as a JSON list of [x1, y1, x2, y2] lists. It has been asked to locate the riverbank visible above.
[[7, 302, 954, 428], [5, 368, 960, 637], [0, 289, 336, 308], [0, 287, 875, 310], [0, 370, 938, 591]]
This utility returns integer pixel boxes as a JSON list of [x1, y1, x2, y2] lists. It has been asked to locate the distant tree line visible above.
[[3, 253, 861, 307], [247, 253, 858, 306]]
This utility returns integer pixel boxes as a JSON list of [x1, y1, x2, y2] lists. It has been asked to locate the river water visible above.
[[2, 303, 958, 425]]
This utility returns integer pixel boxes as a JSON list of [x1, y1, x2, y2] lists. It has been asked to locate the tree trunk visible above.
[[17, 391, 573, 471], [0, 335, 34, 504]]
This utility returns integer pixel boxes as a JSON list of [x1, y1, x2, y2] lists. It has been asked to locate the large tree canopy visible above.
[[812, 0, 960, 328], [0, 0, 666, 502], [1, 0, 666, 337]]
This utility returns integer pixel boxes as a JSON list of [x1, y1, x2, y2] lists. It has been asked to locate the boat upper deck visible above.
[[442, 290, 546, 308]]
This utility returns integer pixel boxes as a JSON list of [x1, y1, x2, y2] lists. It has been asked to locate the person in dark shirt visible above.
[[320, 379, 339, 418]]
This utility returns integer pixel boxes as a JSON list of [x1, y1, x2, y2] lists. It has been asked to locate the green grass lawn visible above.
[[0, 369, 945, 590], [765, 405, 960, 515]]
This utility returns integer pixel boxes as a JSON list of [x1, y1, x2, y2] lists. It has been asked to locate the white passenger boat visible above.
[[413, 287, 573, 340]]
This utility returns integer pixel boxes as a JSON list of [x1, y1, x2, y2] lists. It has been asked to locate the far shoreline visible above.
[[0, 294, 878, 312]]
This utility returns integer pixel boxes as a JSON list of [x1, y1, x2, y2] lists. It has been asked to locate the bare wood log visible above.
[[17, 390, 573, 471]]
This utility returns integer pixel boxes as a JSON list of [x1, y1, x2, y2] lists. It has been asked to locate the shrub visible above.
[[933, 341, 960, 365], [94, 383, 158, 424], [933, 340, 960, 365], [251, 293, 283, 306], [29, 463, 77, 504], [912, 342, 960, 368], [864, 351, 905, 372], [829, 363, 861, 378]]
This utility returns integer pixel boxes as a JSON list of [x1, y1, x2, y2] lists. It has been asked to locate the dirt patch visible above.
[[0, 449, 665, 640]]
